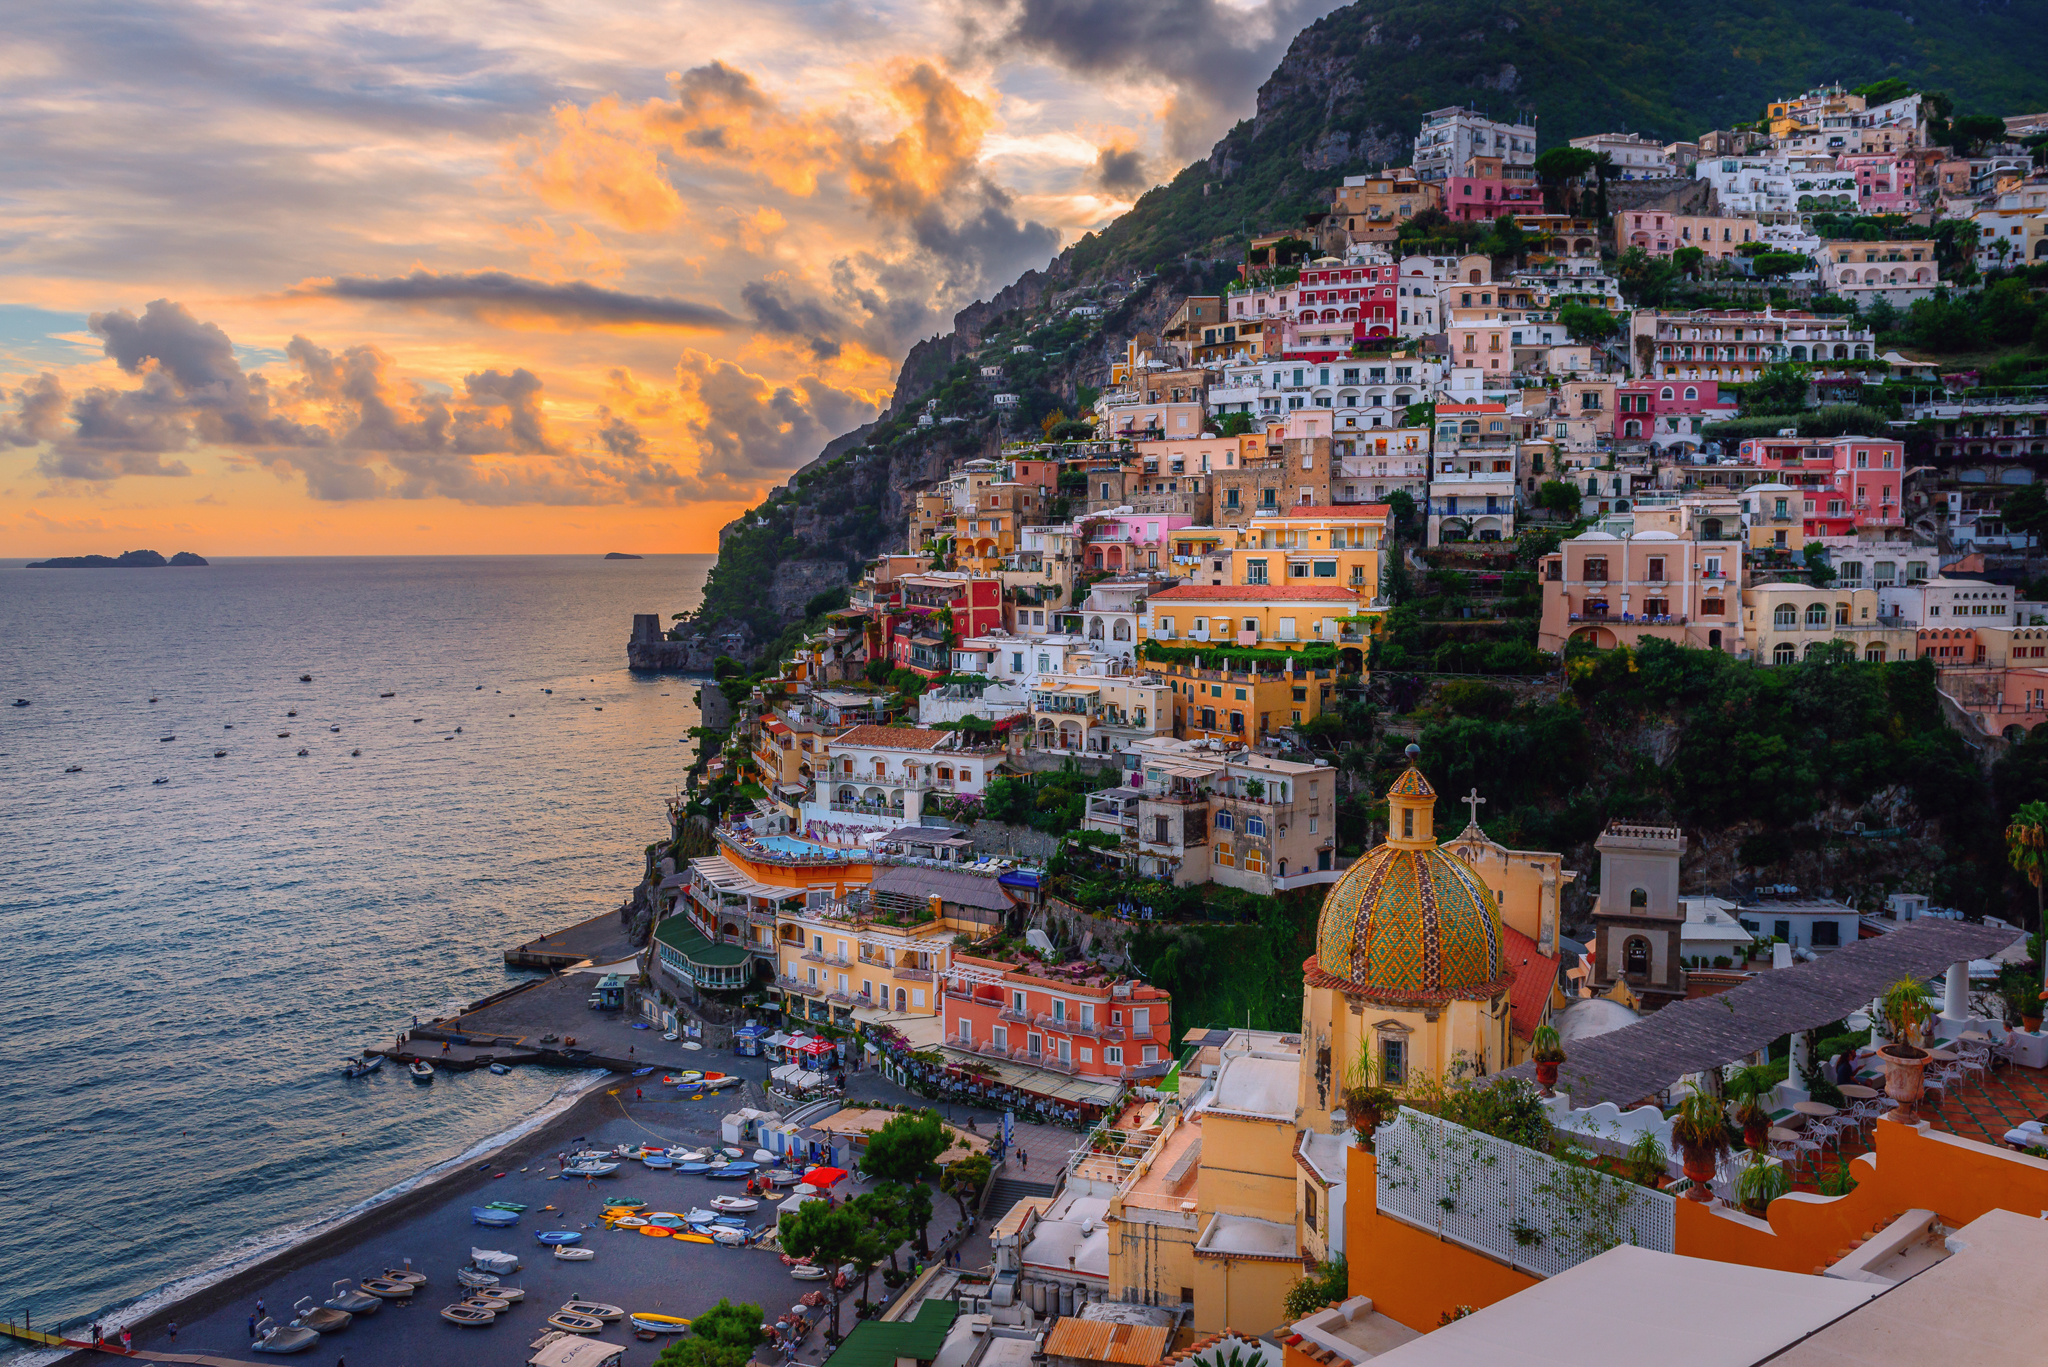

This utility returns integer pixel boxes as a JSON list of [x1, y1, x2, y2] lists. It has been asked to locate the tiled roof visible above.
[[1146, 584, 1358, 601], [830, 724, 951, 751], [1502, 919, 2023, 1108], [1277, 505, 1392, 518], [1501, 923, 1560, 1039]]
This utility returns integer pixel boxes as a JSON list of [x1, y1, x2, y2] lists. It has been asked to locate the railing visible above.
[[777, 975, 824, 998], [830, 800, 904, 816]]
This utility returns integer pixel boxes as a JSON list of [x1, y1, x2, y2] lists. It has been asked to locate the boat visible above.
[[711, 1215, 750, 1227], [546, 1310, 606, 1335], [381, 1263, 426, 1286], [721, 1146, 744, 1158], [300, 674, 313, 682], [629, 1313, 691, 1334], [682, 1041, 701, 1050], [638, 1225, 672, 1237], [249, 1316, 320, 1353], [484, 1201, 527, 1211], [11, 699, 28, 707], [708, 1225, 750, 1246], [631, 1066, 654, 1076], [766, 1169, 803, 1186], [705, 1163, 757, 1180], [350, 749, 360, 756], [560, 1301, 623, 1322], [358, 1276, 414, 1299], [325, 1280, 381, 1316], [289, 1297, 350, 1334], [473, 1207, 519, 1227], [440, 1304, 496, 1327], [287, 710, 297, 717], [709, 1195, 757, 1212], [65, 765, 82, 773], [461, 1293, 511, 1313], [646, 1212, 684, 1228], [564, 1161, 618, 1177], [552, 1245, 595, 1262], [297, 747, 309, 756], [642, 1153, 672, 1169], [278, 731, 291, 738], [683, 1208, 717, 1224], [611, 1216, 648, 1228], [470, 1248, 519, 1273], [675, 1162, 715, 1174], [342, 1055, 383, 1077], [673, 1231, 714, 1244], [489, 1063, 511, 1075], [663, 1031, 679, 1041], [214, 750, 227, 757], [153, 777, 169, 785], [600, 1198, 645, 1210], [329, 725, 339, 732], [536, 1230, 582, 1246], [160, 735, 175, 742], [489, 1286, 526, 1303], [380, 691, 395, 698], [455, 1268, 500, 1290], [674, 1071, 703, 1085], [790, 1264, 828, 1280], [410, 1061, 434, 1082]]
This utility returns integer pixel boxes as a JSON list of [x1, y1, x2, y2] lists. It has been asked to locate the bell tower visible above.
[[1589, 821, 1687, 1010]]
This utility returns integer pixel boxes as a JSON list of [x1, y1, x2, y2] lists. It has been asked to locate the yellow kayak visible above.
[[639, 1225, 672, 1237], [672, 1232, 713, 1244], [630, 1313, 691, 1332]]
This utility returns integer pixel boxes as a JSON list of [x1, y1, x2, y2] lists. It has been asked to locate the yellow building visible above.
[[1143, 584, 1360, 651], [1741, 582, 1916, 665], [1155, 658, 1338, 743], [1235, 506, 1391, 606]]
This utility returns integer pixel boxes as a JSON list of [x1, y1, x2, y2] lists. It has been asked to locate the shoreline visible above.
[[24, 1068, 618, 1366]]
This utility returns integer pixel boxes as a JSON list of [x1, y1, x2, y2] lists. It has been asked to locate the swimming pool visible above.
[[749, 834, 841, 856]]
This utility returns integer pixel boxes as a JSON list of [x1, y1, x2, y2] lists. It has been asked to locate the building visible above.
[[1741, 582, 1915, 664], [943, 951, 1174, 1100], [1613, 379, 1735, 452], [1816, 239, 1942, 306], [1335, 430, 1430, 504], [1735, 434, 1906, 538], [1143, 583, 1359, 653], [1840, 151, 1920, 213], [1632, 308, 1876, 383], [1411, 107, 1537, 184], [1568, 132, 1674, 178], [1537, 528, 1743, 654], [1585, 822, 1688, 1010], [1027, 671, 1173, 756], [1212, 439, 1333, 524], [1615, 212, 1762, 259], [887, 573, 1006, 676], [1330, 172, 1441, 241], [811, 724, 1005, 830], [1732, 896, 1862, 951], [1878, 576, 2015, 632]]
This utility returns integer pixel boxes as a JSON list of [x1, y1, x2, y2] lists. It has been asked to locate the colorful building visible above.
[[1537, 528, 1743, 654], [1736, 434, 1906, 537]]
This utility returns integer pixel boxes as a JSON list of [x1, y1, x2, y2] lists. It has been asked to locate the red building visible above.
[[1737, 435, 1905, 536], [1295, 260, 1401, 338], [1442, 158, 1543, 223], [886, 574, 1005, 677], [942, 952, 1173, 1093], [1613, 379, 1736, 446]]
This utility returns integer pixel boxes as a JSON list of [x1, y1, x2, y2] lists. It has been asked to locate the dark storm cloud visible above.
[[300, 271, 740, 331], [741, 281, 846, 360], [1095, 145, 1152, 195]]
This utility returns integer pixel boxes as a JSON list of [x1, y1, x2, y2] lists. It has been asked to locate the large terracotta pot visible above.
[[1877, 1042, 1929, 1120], [2024, 1015, 2043, 1034], [1743, 1114, 1769, 1151], [1681, 1152, 1717, 1202], [1534, 1060, 1561, 1093]]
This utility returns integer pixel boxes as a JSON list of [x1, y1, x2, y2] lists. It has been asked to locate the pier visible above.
[[374, 975, 719, 1076], [502, 908, 640, 970]]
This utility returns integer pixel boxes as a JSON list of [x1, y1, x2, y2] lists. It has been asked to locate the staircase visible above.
[[981, 1173, 1057, 1224]]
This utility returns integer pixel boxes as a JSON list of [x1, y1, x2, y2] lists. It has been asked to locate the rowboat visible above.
[[455, 1268, 500, 1290], [380, 1264, 427, 1287], [472, 1207, 520, 1226], [564, 1161, 619, 1178], [359, 1276, 414, 1298], [560, 1301, 623, 1321], [642, 1153, 673, 1169], [676, 1162, 716, 1174], [709, 1195, 758, 1212], [629, 1313, 691, 1333], [441, 1304, 496, 1327], [461, 1294, 511, 1312], [490, 1287, 526, 1303], [547, 1310, 606, 1334], [705, 1163, 757, 1180], [708, 1225, 750, 1245], [552, 1245, 595, 1262]]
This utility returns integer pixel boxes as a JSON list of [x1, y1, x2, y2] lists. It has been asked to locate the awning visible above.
[[764, 1032, 793, 1047], [938, 1047, 1123, 1107]]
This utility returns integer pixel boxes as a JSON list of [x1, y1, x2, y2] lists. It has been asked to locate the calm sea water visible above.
[[0, 555, 713, 1337]]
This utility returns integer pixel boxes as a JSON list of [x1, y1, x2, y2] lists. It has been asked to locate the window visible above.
[[1215, 842, 1233, 866], [1106, 1046, 1123, 1065], [1381, 1035, 1407, 1086], [1811, 920, 1840, 948], [1773, 605, 1797, 628], [1214, 810, 1233, 831]]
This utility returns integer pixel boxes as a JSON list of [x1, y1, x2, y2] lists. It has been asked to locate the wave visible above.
[[1, 1069, 611, 1366]]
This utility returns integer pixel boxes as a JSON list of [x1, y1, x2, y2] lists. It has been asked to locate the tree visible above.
[[2008, 802, 2048, 983], [1282, 1256, 1350, 1318], [657, 1299, 764, 1367], [779, 1200, 866, 1340], [1672, 245, 1706, 279], [861, 1109, 951, 1185], [1536, 481, 1583, 520], [2002, 482, 2048, 551], [939, 1151, 992, 1223], [850, 1185, 916, 1277], [1749, 252, 1807, 279], [1049, 419, 1095, 441], [1532, 147, 1597, 215], [1950, 114, 2008, 156], [1851, 78, 1913, 107], [1557, 302, 1621, 343], [1385, 489, 1418, 540], [1738, 362, 1810, 417], [1217, 411, 1256, 437], [1802, 542, 1836, 587]]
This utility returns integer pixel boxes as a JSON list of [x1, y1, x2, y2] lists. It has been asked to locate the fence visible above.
[[1373, 1106, 1675, 1280]]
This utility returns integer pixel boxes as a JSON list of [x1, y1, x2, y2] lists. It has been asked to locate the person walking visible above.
[[168, 1322, 178, 1342], [248, 1313, 258, 1337], [1017, 1147, 1027, 1173]]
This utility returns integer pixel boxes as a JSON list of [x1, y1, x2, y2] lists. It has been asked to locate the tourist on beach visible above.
[[168, 1322, 177, 1341], [249, 1313, 258, 1337]]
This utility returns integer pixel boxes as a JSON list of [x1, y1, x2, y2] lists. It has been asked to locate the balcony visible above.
[[999, 1004, 1033, 1024], [893, 966, 935, 982], [831, 799, 904, 816], [777, 975, 824, 998]]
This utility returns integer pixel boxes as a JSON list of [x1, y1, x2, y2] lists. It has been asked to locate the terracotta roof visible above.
[[1277, 505, 1391, 518], [1501, 923, 1560, 1039], [829, 724, 951, 750], [1042, 1320, 1174, 1366], [1145, 585, 1358, 602]]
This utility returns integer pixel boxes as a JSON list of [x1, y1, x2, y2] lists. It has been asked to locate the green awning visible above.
[[654, 916, 751, 968], [825, 1300, 957, 1367]]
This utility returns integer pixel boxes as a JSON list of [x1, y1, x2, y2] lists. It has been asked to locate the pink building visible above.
[[1737, 435, 1905, 536], [1086, 512, 1194, 572], [1442, 160, 1543, 223], [1538, 528, 1744, 654], [1614, 379, 1737, 449], [941, 953, 1174, 1101], [1842, 152, 1918, 213]]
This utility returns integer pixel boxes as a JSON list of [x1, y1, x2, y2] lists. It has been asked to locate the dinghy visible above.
[[789, 1264, 828, 1280], [706, 1163, 757, 1180], [564, 1161, 619, 1178], [381, 1263, 426, 1285], [290, 1297, 350, 1334], [552, 1245, 595, 1262], [409, 1061, 434, 1082], [683, 1208, 718, 1224], [709, 1225, 750, 1246], [546, 1310, 606, 1334], [676, 1162, 715, 1174], [470, 1248, 520, 1274], [709, 1195, 758, 1212], [342, 1055, 382, 1078], [489, 1062, 511, 1075], [473, 1206, 520, 1226], [325, 1281, 381, 1316], [536, 1230, 582, 1245], [250, 1316, 320, 1353], [561, 1301, 624, 1321], [486, 1286, 525, 1303], [678, 1150, 708, 1162], [461, 1294, 512, 1313], [721, 1147, 745, 1158], [455, 1268, 500, 1291], [647, 1213, 686, 1228], [358, 1277, 414, 1299], [712, 1215, 750, 1227], [612, 1215, 648, 1228], [642, 1153, 673, 1169], [440, 1304, 496, 1327], [629, 1313, 691, 1334]]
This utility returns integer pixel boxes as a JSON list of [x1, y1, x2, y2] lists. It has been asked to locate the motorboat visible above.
[[470, 1248, 519, 1273], [214, 750, 228, 758], [381, 1262, 426, 1285], [324, 1280, 381, 1316], [642, 1153, 673, 1169], [536, 1230, 582, 1246], [708, 1225, 750, 1246], [630, 1313, 691, 1334], [766, 1169, 803, 1186], [380, 691, 395, 698], [552, 1245, 595, 1262], [711, 1216, 750, 1228], [440, 1304, 496, 1327], [301, 674, 313, 682], [472, 1206, 520, 1226], [358, 1276, 414, 1299], [709, 1195, 757, 1212], [560, 1301, 623, 1321], [489, 1063, 510, 1075], [249, 1316, 319, 1353], [289, 1297, 350, 1334], [342, 1055, 382, 1077], [682, 1208, 717, 1224], [546, 1310, 606, 1334], [789, 1264, 828, 1281], [153, 777, 169, 785], [564, 1161, 618, 1178], [409, 1061, 434, 1083], [706, 1163, 757, 1180], [721, 1147, 744, 1158], [567, 1149, 611, 1163], [297, 747, 309, 756], [455, 1267, 500, 1290]]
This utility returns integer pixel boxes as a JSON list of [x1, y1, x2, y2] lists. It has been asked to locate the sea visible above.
[[0, 554, 715, 1347]]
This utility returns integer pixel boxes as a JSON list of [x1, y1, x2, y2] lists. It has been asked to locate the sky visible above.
[[0, 0, 1343, 556]]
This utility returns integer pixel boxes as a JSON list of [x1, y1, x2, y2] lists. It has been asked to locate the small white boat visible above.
[[440, 1304, 496, 1327], [488, 1062, 510, 1075], [546, 1310, 605, 1334], [289, 1297, 350, 1334], [470, 1248, 519, 1274], [564, 1161, 618, 1178], [751, 1149, 774, 1164], [381, 1263, 425, 1286], [250, 1316, 320, 1353], [709, 1195, 757, 1212], [325, 1280, 381, 1316], [663, 1031, 680, 1041], [789, 1264, 828, 1281], [683, 1208, 718, 1223], [486, 1286, 525, 1304], [359, 1277, 413, 1299], [682, 1041, 702, 1050], [552, 1245, 595, 1262], [409, 1061, 434, 1083], [455, 1268, 500, 1290], [461, 1293, 511, 1312], [677, 1150, 707, 1162], [721, 1146, 744, 1158], [708, 1225, 750, 1246], [342, 1055, 383, 1078], [560, 1300, 623, 1321]]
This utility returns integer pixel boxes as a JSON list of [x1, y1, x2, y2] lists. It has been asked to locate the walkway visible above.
[[0, 1327, 265, 1367]]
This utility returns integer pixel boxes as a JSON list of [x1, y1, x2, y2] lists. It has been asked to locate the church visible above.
[[1099, 749, 1580, 1332]]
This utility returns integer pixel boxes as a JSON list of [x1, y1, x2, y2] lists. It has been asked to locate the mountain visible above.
[[26, 549, 208, 568], [1071, 0, 2048, 273]]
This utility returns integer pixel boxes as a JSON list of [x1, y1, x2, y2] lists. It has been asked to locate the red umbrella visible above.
[[802, 1165, 849, 1187]]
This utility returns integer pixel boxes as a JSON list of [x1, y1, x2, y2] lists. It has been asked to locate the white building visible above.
[[1569, 132, 1675, 179], [805, 724, 1002, 833], [1877, 576, 2013, 629], [1396, 256, 1455, 338], [1694, 154, 1857, 221], [1427, 469, 1518, 544], [1208, 355, 1437, 430], [1412, 106, 1537, 182]]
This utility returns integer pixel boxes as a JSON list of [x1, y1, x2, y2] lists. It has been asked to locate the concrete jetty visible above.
[[503, 908, 640, 970], [375, 975, 715, 1076]]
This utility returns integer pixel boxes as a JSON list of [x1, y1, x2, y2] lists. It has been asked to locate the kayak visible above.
[[639, 1225, 672, 1237], [672, 1232, 713, 1244], [536, 1231, 582, 1246], [630, 1313, 691, 1333]]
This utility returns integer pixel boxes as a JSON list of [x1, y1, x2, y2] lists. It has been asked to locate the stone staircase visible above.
[[981, 1173, 1057, 1224]]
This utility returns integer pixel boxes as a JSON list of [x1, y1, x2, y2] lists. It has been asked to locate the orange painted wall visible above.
[[721, 845, 873, 894], [1676, 1117, 2048, 1273], [1343, 1146, 1539, 1331]]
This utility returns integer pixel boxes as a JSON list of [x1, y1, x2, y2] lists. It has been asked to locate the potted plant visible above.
[[1732, 1151, 1788, 1217], [1623, 1129, 1669, 1189], [1669, 1085, 1733, 1203], [1342, 1055, 1399, 1149], [1726, 1065, 1777, 1151], [1530, 1024, 1567, 1096], [1874, 977, 1934, 1120]]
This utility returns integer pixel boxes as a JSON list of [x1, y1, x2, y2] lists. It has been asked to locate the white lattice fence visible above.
[[1374, 1106, 1676, 1279]]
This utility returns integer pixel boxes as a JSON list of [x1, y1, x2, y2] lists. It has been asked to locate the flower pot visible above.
[[1743, 1116, 1769, 1151], [1534, 1059, 1560, 1093], [1877, 1042, 1929, 1120], [2025, 1015, 2042, 1034], [1680, 1152, 1717, 1203]]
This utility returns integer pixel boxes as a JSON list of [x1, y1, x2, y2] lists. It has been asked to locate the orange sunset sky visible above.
[[0, 0, 1341, 557]]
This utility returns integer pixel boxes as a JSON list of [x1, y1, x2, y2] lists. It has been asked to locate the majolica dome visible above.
[[1305, 753, 1512, 1004]]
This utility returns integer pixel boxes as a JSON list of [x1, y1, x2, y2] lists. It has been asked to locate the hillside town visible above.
[[641, 82, 2048, 1367]]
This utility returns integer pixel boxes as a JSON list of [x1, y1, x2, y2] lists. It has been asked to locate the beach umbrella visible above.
[[802, 1166, 848, 1187]]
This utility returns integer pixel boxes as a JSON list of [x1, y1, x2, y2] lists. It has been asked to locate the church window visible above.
[[1402, 809, 1414, 839], [1380, 1036, 1407, 1086], [1623, 936, 1651, 976], [1629, 887, 1648, 908]]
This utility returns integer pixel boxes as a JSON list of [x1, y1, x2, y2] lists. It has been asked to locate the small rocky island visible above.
[[603, 551, 643, 560], [27, 549, 209, 568]]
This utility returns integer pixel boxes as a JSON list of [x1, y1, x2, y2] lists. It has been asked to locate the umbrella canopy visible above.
[[802, 1166, 849, 1187], [799, 1039, 834, 1056], [792, 1183, 819, 1196]]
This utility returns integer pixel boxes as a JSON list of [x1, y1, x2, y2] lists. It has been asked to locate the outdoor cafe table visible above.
[[1767, 1127, 1802, 1144], [1837, 1084, 1880, 1100], [1791, 1100, 1839, 1118], [1925, 1048, 1959, 1063]]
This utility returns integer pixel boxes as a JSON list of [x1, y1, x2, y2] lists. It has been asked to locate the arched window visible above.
[[1683, 387, 1698, 400], [1624, 420, 1641, 438], [1865, 644, 1886, 663], [1629, 887, 1649, 908], [1774, 643, 1796, 664], [1805, 603, 1828, 628], [1214, 811, 1234, 831], [1659, 387, 1674, 400], [1623, 937, 1651, 975], [1773, 605, 1797, 628], [1112, 619, 1131, 641]]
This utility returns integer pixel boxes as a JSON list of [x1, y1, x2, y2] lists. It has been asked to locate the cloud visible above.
[[0, 374, 67, 447], [296, 270, 740, 332], [741, 281, 846, 360], [956, 0, 1347, 157], [1094, 144, 1151, 195], [664, 349, 879, 499]]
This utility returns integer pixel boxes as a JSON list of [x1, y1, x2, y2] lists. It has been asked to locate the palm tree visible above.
[[2006, 799, 2048, 991]]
